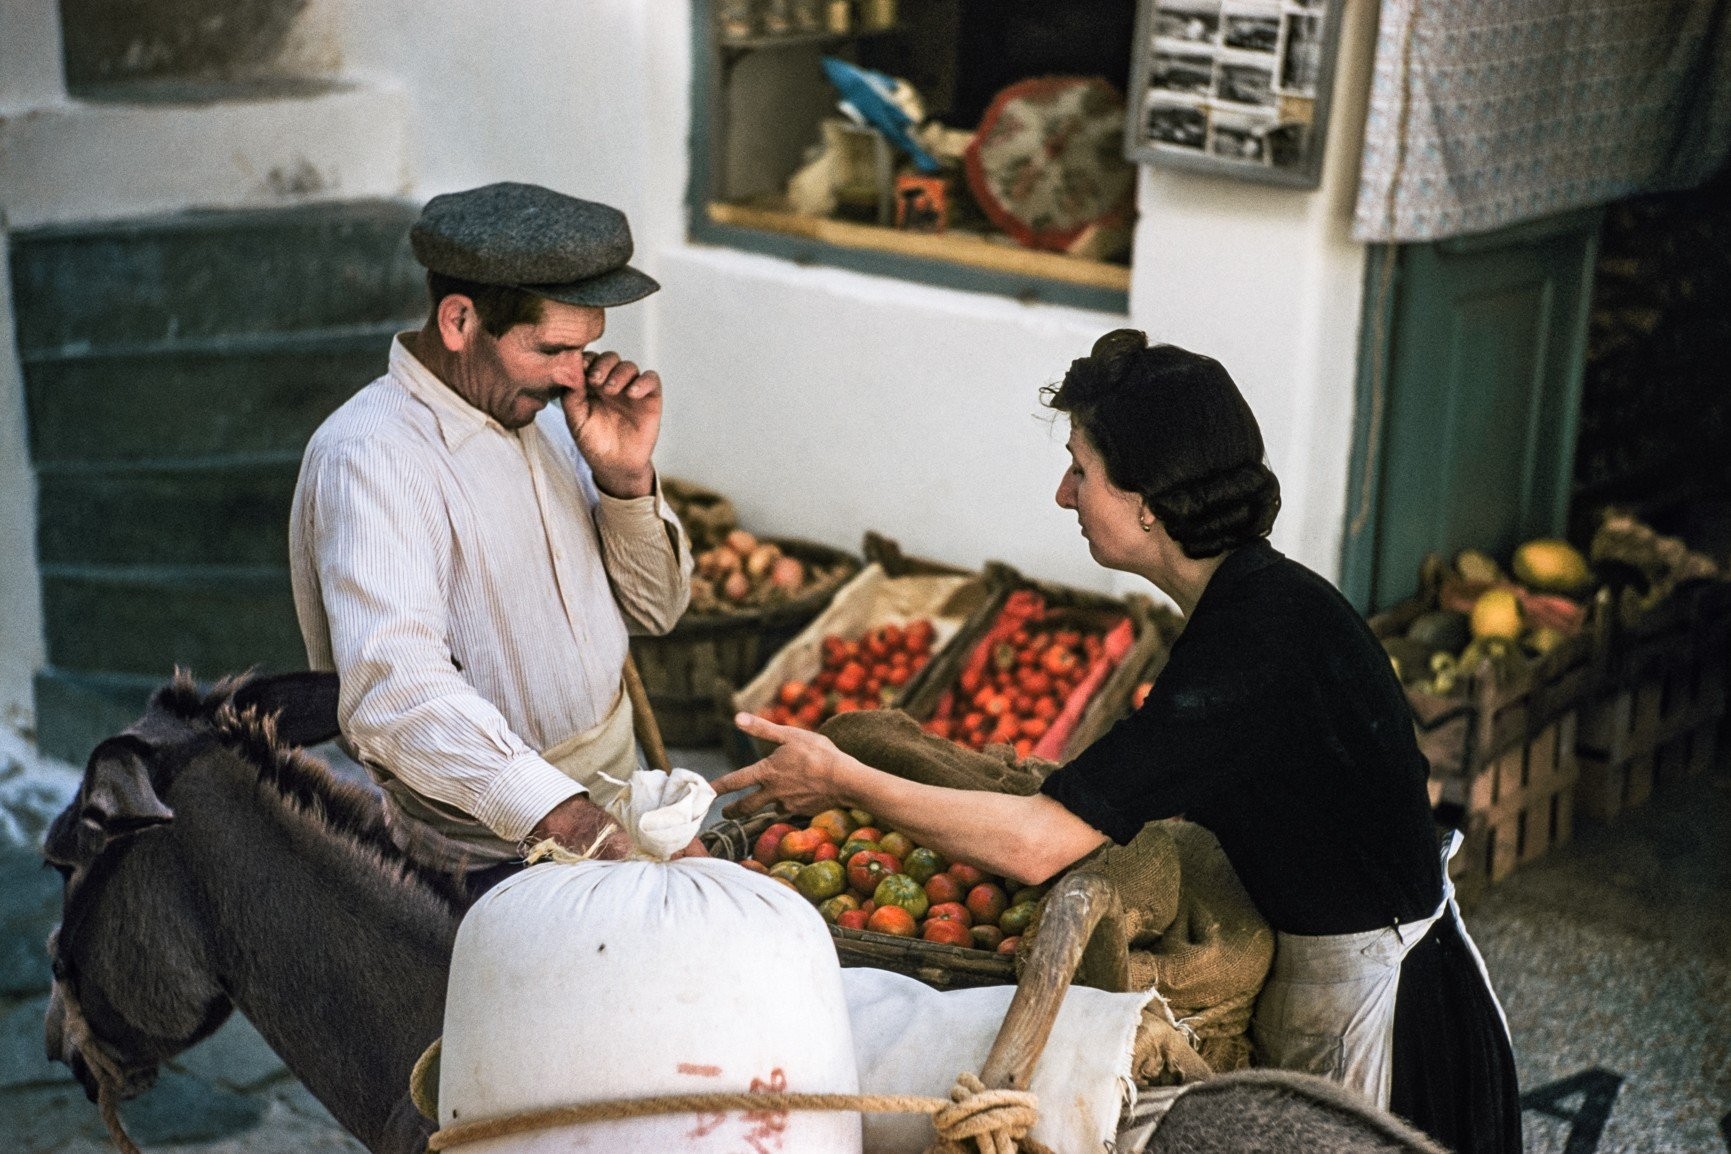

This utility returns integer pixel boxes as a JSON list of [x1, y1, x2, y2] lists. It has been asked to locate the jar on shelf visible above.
[[825, 0, 852, 34], [791, 0, 823, 34], [861, 0, 896, 31], [759, 0, 795, 36], [718, 0, 754, 39]]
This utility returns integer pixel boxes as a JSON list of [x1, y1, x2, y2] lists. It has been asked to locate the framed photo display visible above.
[[1124, 0, 1341, 187]]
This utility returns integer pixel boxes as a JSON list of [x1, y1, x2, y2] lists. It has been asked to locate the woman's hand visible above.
[[710, 713, 858, 819]]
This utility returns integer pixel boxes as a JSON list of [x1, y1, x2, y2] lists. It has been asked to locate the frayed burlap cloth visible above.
[[821, 711, 1273, 1087]]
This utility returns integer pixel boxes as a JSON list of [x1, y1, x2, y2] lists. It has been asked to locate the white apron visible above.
[[1249, 831, 1508, 1108]]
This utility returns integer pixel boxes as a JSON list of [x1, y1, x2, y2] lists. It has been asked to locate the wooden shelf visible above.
[[705, 202, 1132, 293]]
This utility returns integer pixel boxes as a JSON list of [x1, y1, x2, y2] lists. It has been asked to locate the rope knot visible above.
[[926, 1071, 1044, 1154]]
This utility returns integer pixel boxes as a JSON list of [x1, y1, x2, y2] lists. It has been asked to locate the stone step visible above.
[[36, 457, 302, 568], [8, 200, 423, 353], [40, 565, 305, 680], [22, 324, 392, 465]]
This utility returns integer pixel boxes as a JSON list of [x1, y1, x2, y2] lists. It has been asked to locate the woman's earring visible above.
[[1139, 518, 1153, 533]]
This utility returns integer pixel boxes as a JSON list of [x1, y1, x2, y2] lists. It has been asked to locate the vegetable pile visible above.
[[758, 619, 938, 729], [740, 808, 1045, 953], [922, 589, 1134, 759]]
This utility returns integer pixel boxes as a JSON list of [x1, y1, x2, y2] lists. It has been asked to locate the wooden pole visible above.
[[623, 654, 672, 773]]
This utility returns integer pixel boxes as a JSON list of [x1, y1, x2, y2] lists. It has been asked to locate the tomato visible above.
[[838, 837, 879, 863], [777, 828, 831, 863], [776, 680, 806, 707], [902, 846, 946, 885], [872, 873, 930, 920], [965, 883, 1009, 926], [752, 822, 795, 867], [834, 661, 867, 695], [925, 901, 972, 928], [882, 623, 904, 649], [817, 893, 860, 923], [996, 935, 1021, 956], [794, 701, 823, 728], [925, 718, 952, 739], [866, 905, 917, 937], [836, 908, 871, 931], [1042, 645, 1079, 677], [971, 924, 1005, 951], [847, 850, 901, 894], [810, 841, 839, 863], [924, 872, 965, 905], [921, 918, 973, 947]]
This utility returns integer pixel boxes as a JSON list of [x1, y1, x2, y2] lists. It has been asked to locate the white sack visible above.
[[842, 967, 1150, 1154], [603, 766, 714, 859], [441, 855, 861, 1153]]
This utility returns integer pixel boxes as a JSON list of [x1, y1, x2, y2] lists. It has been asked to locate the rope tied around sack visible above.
[[415, 1034, 1053, 1154]]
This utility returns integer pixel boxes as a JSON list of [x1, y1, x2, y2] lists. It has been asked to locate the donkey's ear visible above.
[[230, 672, 341, 748], [79, 736, 174, 845]]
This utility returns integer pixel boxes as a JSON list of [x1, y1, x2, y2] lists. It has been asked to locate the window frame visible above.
[[685, 0, 1134, 314]]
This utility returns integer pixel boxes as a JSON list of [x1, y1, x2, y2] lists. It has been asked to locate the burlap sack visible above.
[[821, 710, 1272, 1084], [821, 709, 1048, 796]]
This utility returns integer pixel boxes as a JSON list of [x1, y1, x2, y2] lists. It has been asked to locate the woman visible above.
[[713, 332, 1521, 1153]]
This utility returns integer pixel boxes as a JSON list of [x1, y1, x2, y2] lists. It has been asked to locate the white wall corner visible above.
[[0, 0, 68, 109], [0, 227, 47, 729]]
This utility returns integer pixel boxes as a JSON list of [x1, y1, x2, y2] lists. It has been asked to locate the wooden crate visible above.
[[629, 537, 860, 746], [896, 563, 1174, 762], [1576, 579, 1730, 819], [1368, 558, 1605, 894], [723, 534, 998, 766]]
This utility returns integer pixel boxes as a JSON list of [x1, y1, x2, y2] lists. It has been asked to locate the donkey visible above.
[[42, 670, 464, 1154]]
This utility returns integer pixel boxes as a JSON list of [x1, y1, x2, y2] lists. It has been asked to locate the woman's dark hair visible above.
[[1041, 329, 1281, 559], [427, 271, 545, 338]]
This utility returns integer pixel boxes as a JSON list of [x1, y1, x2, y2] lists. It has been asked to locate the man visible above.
[[290, 182, 694, 893]]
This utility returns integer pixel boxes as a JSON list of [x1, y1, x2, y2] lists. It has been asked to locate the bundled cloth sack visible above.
[[823, 710, 1272, 1084], [437, 768, 861, 1152], [843, 967, 1151, 1154]]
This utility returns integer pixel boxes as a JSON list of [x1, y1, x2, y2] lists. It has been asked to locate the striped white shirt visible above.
[[289, 336, 691, 851]]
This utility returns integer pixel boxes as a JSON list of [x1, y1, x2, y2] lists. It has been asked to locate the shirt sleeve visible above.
[[1040, 623, 1277, 845], [593, 471, 693, 636], [297, 440, 584, 842]]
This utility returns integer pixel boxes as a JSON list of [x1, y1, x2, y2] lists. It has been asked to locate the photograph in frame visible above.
[[1124, 0, 1341, 187]]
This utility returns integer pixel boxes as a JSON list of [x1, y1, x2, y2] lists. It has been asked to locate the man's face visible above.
[[448, 299, 606, 430]]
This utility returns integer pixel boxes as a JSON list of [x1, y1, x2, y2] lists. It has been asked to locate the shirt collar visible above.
[[388, 334, 497, 451]]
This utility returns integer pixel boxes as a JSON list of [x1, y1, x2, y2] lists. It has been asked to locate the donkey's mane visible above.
[[153, 672, 468, 912]]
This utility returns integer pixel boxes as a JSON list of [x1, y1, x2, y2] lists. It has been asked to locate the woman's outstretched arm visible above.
[[711, 712, 1109, 886]]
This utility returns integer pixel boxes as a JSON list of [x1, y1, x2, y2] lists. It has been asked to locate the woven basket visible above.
[[630, 537, 860, 747]]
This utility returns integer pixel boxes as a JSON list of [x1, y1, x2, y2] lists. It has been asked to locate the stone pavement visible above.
[[3, 729, 1727, 1153]]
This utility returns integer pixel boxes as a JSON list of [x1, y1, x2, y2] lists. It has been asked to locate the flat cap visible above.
[[410, 182, 660, 308]]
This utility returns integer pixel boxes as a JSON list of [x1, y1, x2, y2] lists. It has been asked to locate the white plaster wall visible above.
[[1129, 0, 1379, 578], [0, 228, 46, 729], [338, 0, 678, 359], [337, 0, 1376, 592]]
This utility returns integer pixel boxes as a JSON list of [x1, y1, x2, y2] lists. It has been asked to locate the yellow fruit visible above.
[[1454, 549, 1505, 585], [1469, 587, 1523, 641], [1511, 539, 1591, 594]]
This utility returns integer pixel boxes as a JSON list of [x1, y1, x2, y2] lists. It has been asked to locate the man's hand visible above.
[[710, 713, 856, 820], [527, 794, 632, 860], [563, 350, 661, 499]]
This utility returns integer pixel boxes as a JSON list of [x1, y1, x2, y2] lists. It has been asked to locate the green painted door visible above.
[[1341, 208, 1603, 613]]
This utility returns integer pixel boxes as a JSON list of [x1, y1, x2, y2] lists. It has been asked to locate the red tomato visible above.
[[777, 680, 806, 707], [834, 661, 867, 694]]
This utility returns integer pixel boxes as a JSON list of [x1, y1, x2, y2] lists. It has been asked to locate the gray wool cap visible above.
[[409, 182, 660, 308]]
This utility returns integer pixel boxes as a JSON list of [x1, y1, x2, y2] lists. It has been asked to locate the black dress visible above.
[[1040, 539, 1521, 1153]]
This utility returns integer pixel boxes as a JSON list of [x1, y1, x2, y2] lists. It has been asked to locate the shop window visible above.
[[689, 0, 1139, 311]]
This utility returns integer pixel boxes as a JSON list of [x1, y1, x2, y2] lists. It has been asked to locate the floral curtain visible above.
[[1353, 0, 1731, 242]]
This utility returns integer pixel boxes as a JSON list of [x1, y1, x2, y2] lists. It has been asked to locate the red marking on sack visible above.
[[686, 1110, 727, 1139], [678, 1063, 723, 1077], [743, 1068, 790, 1150]]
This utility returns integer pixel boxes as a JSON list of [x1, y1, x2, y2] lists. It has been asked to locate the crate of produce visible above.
[[627, 478, 859, 746], [726, 534, 998, 765], [701, 809, 1040, 990], [1368, 544, 1606, 900], [899, 566, 1173, 763], [1576, 512, 1730, 819]]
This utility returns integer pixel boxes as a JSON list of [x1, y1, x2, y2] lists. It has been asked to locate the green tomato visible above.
[[795, 860, 846, 903], [872, 873, 930, 920], [998, 901, 1039, 936], [903, 846, 947, 885]]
